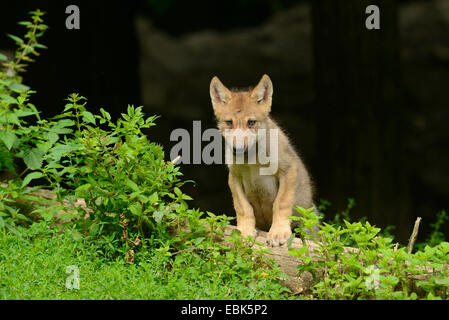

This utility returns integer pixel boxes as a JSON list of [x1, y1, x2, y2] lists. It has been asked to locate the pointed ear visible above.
[[210, 76, 232, 108], [250, 74, 273, 106]]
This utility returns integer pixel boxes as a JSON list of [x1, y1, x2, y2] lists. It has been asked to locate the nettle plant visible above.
[[41, 94, 193, 260], [289, 207, 449, 300], [0, 10, 47, 176], [0, 10, 50, 231]]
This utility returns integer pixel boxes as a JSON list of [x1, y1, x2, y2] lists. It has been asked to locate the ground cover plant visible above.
[[289, 205, 449, 300], [0, 10, 448, 300]]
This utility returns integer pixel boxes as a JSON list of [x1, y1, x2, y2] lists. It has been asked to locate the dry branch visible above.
[[407, 217, 422, 254]]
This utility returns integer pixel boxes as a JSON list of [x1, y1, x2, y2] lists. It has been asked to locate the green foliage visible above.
[[0, 222, 288, 299], [33, 93, 189, 259], [0, 10, 51, 232], [0, 10, 289, 300], [289, 207, 449, 300], [3, 9, 47, 74], [0, 180, 56, 234], [0, 10, 48, 177]]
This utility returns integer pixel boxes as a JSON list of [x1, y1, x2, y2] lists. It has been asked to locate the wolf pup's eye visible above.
[[225, 120, 233, 127], [247, 120, 256, 128]]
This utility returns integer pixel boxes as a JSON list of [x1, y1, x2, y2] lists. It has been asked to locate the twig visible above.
[[170, 155, 181, 165], [407, 217, 422, 254]]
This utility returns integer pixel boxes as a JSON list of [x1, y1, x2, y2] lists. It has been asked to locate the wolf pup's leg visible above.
[[268, 163, 299, 246], [228, 173, 257, 238]]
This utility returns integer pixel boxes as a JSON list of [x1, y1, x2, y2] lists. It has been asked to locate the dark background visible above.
[[1, 0, 448, 243]]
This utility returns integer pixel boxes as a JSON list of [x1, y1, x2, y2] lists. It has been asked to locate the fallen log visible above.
[[221, 225, 321, 293]]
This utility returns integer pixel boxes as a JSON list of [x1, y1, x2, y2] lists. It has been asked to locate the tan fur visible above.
[[210, 74, 315, 246]]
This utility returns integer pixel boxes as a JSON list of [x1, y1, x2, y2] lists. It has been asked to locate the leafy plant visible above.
[[0, 221, 289, 299], [2, 9, 47, 75], [0, 10, 48, 176], [289, 207, 449, 300], [36, 93, 192, 259], [0, 10, 51, 230]]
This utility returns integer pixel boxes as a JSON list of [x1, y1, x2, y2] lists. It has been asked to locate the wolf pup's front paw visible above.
[[267, 224, 292, 247], [237, 226, 258, 240]]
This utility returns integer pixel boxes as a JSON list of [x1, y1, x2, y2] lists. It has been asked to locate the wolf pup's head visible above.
[[209, 74, 273, 155]]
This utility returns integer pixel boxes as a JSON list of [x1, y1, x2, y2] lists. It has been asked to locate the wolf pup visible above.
[[209, 74, 315, 246]]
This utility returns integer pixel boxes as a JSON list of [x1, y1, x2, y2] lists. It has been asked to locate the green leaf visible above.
[[100, 108, 111, 121], [95, 197, 102, 206], [14, 110, 37, 118], [23, 148, 43, 170], [89, 223, 101, 237], [9, 83, 29, 93], [63, 103, 73, 112], [55, 119, 75, 128], [286, 233, 295, 247], [27, 103, 40, 121], [7, 34, 23, 44], [136, 194, 148, 203], [125, 179, 140, 193], [75, 183, 92, 198], [435, 277, 449, 286], [44, 132, 59, 145], [288, 246, 309, 259], [148, 192, 159, 204], [56, 119, 75, 128], [49, 144, 79, 162], [16, 213, 29, 221], [68, 229, 83, 241], [0, 53, 7, 61], [21, 172, 44, 188], [6, 113, 20, 126], [82, 111, 96, 125], [32, 43, 48, 49], [153, 211, 164, 224], [182, 194, 193, 200], [129, 203, 142, 216], [17, 21, 32, 26], [174, 187, 182, 197], [0, 94, 17, 106], [0, 131, 19, 150]]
